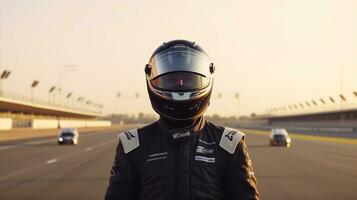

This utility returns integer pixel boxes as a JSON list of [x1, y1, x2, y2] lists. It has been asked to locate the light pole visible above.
[[340, 66, 344, 131], [59, 65, 77, 105], [0, 70, 11, 96], [235, 93, 240, 120], [31, 80, 39, 102], [57, 87, 62, 105], [116, 92, 121, 114], [339, 94, 347, 130]]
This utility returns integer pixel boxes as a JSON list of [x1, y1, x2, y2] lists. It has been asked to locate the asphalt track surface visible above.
[[0, 125, 356, 200]]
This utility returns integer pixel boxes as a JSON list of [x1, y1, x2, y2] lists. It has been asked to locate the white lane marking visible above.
[[85, 147, 93, 151], [0, 130, 117, 151], [0, 145, 16, 150], [0, 138, 117, 180], [85, 139, 116, 152], [46, 158, 59, 164]]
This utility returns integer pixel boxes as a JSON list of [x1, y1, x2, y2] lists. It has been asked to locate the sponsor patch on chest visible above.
[[146, 152, 168, 162], [196, 145, 214, 154], [194, 156, 215, 163], [171, 130, 190, 139]]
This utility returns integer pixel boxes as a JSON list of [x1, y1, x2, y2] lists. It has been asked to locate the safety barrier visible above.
[[31, 119, 58, 129], [58, 120, 86, 128], [85, 120, 112, 128], [0, 118, 12, 130], [30, 119, 112, 129], [58, 120, 112, 128]]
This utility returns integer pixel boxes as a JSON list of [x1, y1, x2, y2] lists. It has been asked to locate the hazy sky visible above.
[[0, 0, 356, 116]]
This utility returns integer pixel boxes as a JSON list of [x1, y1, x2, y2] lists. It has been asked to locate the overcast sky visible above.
[[0, 0, 356, 117]]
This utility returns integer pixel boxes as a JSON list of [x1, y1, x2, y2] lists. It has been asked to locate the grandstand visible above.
[[0, 88, 109, 130], [258, 91, 357, 132]]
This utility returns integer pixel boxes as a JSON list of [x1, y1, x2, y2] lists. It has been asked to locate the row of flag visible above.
[[267, 91, 357, 113]]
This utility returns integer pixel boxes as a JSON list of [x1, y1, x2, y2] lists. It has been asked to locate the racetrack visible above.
[[246, 130, 357, 200], [0, 125, 356, 200]]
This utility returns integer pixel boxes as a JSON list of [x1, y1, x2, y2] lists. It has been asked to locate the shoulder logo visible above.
[[225, 130, 236, 141], [219, 127, 245, 154], [119, 129, 139, 154], [124, 131, 136, 140]]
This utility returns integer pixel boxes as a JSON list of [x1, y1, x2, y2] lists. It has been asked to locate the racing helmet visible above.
[[145, 40, 215, 120]]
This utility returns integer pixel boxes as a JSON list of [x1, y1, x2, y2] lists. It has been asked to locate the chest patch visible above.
[[171, 130, 191, 139], [196, 145, 214, 154], [147, 152, 168, 162], [194, 156, 215, 163]]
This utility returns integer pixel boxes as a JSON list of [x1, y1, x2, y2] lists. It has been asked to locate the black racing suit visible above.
[[105, 117, 259, 200]]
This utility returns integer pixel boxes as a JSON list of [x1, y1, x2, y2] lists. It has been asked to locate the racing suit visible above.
[[105, 116, 259, 200]]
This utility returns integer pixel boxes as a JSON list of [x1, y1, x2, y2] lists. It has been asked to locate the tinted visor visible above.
[[149, 45, 211, 79], [150, 72, 209, 91]]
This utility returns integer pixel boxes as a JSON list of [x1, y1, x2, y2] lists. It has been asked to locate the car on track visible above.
[[57, 128, 79, 145], [269, 128, 291, 147]]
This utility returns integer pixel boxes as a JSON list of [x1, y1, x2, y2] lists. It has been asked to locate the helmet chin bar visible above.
[[153, 100, 210, 121], [147, 82, 212, 121], [163, 101, 201, 113], [147, 79, 212, 101]]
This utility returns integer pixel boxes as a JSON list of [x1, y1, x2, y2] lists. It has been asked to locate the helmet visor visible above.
[[150, 72, 209, 91], [149, 45, 211, 79]]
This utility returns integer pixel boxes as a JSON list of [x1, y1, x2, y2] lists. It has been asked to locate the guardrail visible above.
[[0, 118, 112, 130]]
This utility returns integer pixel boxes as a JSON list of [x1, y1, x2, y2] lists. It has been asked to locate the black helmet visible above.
[[145, 40, 215, 120]]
